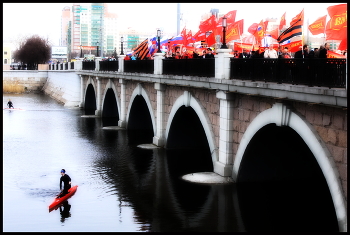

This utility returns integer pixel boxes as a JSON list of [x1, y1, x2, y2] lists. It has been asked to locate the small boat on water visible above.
[[49, 185, 78, 212]]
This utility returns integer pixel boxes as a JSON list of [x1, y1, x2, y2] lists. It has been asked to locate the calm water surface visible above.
[[3, 93, 241, 232], [3, 93, 338, 232]]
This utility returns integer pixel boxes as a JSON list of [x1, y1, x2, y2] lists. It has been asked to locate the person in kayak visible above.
[[59, 169, 71, 198], [7, 99, 14, 109]]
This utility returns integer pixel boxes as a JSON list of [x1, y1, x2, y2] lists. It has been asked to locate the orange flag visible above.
[[290, 9, 304, 26], [253, 20, 266, 45], [226, 19, 244, 42], [308, 15, 327, 35], [279, 12, 286, 30], [281, 40, 303, 52], [325, 4, 347, 40]]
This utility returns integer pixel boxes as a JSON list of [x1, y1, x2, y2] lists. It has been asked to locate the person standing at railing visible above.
[[280, 47, 291, 59], [264, 44, 278, 58], [319, 43, 330, 58], [203, 48, 214, 58], [192, 49, 200, 58], [239, 48, 251, 58], [294, 45, 309, 58]]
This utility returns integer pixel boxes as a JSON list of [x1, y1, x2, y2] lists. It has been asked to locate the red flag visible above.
[[199, 15, 217, 33], [226, 19, 244, 42], [338, 39, 347, 50], [225, 10, 237, 25], [279, 12, 286, 30], [193, 30, 206, 41], [308, 15, 327, 35], [234, 42, 253, 52], [281, 40, 303, 52], [290, 9, 304, 26], [325, 4, 347, 40], [327, 50, 346, 58], [267, 28, 279, 40], [248, 23, 259, 35], [253, 20, 266, 44], [186, 30, 195, 45], [181, 27, 187, 46], [241, 34, 255, 44], [206, 32, 216, 47]]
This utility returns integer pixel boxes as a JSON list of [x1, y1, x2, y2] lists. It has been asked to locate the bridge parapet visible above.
[[50, 50, 347, 89]]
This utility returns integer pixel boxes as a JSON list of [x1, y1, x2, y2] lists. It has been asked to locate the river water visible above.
[[3, 93, 339, 232]]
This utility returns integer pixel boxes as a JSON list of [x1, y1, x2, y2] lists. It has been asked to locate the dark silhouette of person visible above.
[[59, 200, 71, 223], [7, 99, 14, 109], [59, 169, 71, 197]]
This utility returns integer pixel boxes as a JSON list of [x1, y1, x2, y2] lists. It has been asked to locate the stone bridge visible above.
[[75, 69, 347, 231], [3, 51, 346, 230]]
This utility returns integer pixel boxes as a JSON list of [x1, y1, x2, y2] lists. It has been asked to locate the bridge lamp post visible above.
[[97, 41, 99, 57], [221, 16, 228, 49], [120, 37, 124, 55], [80, 45, 83, 58], [157, 29, 161, 53]]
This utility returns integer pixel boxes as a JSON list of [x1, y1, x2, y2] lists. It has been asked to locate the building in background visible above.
[[3, 43, 13, 65], [60, 6, 71, 46], [61, 3, 121, 59]]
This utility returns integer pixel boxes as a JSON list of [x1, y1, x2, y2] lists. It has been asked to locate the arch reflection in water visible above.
[[236, 124, 339, 232], [94, 141, 243, 232]]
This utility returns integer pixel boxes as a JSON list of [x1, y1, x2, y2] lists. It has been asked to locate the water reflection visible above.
[[3, 94, 338, 232], [59, 201, 71, 223]]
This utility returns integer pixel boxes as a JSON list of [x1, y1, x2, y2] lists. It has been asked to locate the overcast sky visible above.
[[3, 3, 344, 46]]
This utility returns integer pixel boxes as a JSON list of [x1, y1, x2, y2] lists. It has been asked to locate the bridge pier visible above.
[[95, 77, 102, 116], [118, 79, 127, 128], [214, 91, 235, 177], [79, 74, 84, 108], [153, 83, 166, 147]]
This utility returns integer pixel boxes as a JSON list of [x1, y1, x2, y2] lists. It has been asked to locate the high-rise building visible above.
[[61, 3, 121, 58], [61, 6, 71, 46]]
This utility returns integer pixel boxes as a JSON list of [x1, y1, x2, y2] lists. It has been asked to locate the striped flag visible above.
[[277, 17, 303, 44], [132, 39, 149, 60]]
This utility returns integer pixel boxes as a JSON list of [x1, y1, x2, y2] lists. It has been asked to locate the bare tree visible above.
[[13, 35, 51, 70]]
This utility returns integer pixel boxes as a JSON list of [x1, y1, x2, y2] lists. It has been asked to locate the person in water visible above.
[[59, 169, 71, 197], [7, 99, 14, 109]]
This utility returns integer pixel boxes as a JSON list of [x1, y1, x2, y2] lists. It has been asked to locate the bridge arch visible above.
[[84, 76, 97, 99], [84, 76, 97, 114], [165, 91, 218, 167], [232, 102, 346, 232], [101, 79, 121, 118], [126, 83, 156, 135]]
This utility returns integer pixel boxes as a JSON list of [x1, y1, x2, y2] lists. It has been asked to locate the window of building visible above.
[[4, 51, 7, 55]]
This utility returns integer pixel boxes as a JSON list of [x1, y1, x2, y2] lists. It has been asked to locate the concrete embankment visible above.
[[3, 70, 81, 107]]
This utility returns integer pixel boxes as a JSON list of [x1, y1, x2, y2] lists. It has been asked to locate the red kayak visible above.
[[49, 185, 78, 212]]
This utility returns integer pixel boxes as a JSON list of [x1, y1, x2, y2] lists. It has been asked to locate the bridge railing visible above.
[[99, 60, 119, 72], [230, 58, 346, 88], [47, 54, 346, 89], [163, 58, 215, 77], [82, 61, 96, 71], [124, 60, 154, 74]]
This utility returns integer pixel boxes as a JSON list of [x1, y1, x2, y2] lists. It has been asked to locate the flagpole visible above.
[[238, 25, 243, 54], [301, 9, 304, 59]]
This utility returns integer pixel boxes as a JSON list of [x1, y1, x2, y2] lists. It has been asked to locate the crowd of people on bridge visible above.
[[122, 42, 346, 61]]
